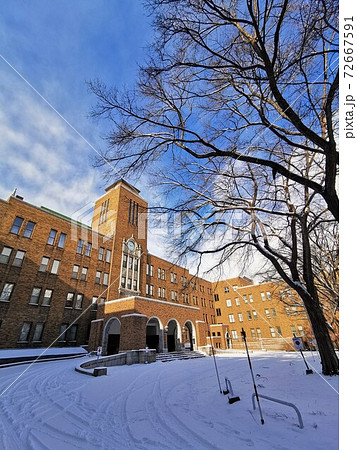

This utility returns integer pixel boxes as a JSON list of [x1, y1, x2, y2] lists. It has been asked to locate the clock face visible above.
[[127, 240, 135, 251]]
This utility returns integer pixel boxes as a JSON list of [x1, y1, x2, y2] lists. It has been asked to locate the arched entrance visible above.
[[146, 317, 163, 353], [166, 319, 181, 352], [103, 317, 121, 356], [183, 320, 197, 351]]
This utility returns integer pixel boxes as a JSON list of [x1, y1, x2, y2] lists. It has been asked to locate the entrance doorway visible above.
[[103, 317, 121, 356], [166, 319, 180, 352], [146, 317, 163, 353], [183, 321, 196, 351]]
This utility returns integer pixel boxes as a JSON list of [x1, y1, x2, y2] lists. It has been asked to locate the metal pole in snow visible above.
[[241, 328, 264, 425], [207, 322, 223, 393]]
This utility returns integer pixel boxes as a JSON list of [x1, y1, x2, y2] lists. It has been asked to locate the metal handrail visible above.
[[252, 393, 304, 429]]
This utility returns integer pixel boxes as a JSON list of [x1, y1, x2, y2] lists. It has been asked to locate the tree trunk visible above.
[[301, 293, 339, 375]]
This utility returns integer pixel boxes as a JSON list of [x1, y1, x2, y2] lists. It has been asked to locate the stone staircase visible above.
[[156, 351, 206, 363]]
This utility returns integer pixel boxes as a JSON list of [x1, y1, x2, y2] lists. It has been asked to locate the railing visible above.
[[252, 393, 304, 429]]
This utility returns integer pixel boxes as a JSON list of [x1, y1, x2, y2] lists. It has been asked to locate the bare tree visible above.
[[90, 0, 339, 374]]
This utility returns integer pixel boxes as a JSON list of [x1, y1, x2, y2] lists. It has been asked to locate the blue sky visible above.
[[0, 0, 153, 216]]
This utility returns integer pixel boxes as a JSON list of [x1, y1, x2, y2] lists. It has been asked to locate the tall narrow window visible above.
[[98, 247, 105, 261], [76, 239, 84, 254], [66, 293, 75, 308], [72, 265, 79, 279], [29, 287, 41, 305], [68, 324, 78, 341], [19, 322, 31, 342], [228, 314, 235, 323], [0, 283, 14, 302], [24, 221, 35, 238], [128, 199, 132, 223], [0, 247, 12, 264], [95, 271, 101, 284], [33, 323, 44, 342], [105, 249, 111, 263], [57, 232, 67, 248], [42, 289, 53, 306], [80, 267, 88, 281], [50, 259, 60, 274], [39, 257, 50, 272], [74, 294, 83, 309], [47, 229, 57, 245], [91, 296, 98, 311], [103, 273, 109, 286], [85, 242, 92, 257], [59, 324, 68, 341], [10, 217, 23, 234], [12, 250, 25, 267]]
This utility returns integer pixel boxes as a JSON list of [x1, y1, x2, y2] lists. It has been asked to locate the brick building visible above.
[[0, 180, 312, 354]]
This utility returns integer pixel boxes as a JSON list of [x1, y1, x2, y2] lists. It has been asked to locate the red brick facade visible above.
[[0, 180, 312, 354]]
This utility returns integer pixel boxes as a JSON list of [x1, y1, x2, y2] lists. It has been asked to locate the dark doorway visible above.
[[146, 334, 160, 352], [107, 334, 120, 355], [167, 335, 176, 352]]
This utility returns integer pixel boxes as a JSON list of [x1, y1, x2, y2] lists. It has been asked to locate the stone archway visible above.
[[102, 317, 121, 356], [166, 319, 181, 352], [183, 320, 197, 351], [146, 317, 163, 353]]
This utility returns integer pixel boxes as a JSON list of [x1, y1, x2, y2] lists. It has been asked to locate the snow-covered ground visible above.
[[0, 351, 338, 449]]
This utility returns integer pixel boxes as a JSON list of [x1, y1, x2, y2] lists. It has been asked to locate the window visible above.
[[0, 246, 12, 264], [233, 285, 238, 292], [276, 326, 282, 335], [146, 284, 149, 295], [161, 269, 166, 281], [105, 249, 111, 263], [261, 292, 266, 302], [42, 289, 53, 306], [99, 199, 110, 224], [74, 294, 83, 309], [249, 294, 254, 303], [103, 273, 109, 286], [59, 324, 68, 341], [285, 306, 290, 316], [162, 287, 166, 298], [149, 285, 154, 296], [80, 267, 88, 281], [243, 295, 248, 303], [253, 310, 258, 320], [91, 296, 98, 311], [29, 287, 41, 305], [158, 268, 161, 279], [68, 324, 78, 341], [33, 323, 44, 341], [47, 229, 57, 245], [297, 325, 305, 336], [66, 293, 74, 308], [39, 256, 50, 272], [247, 311, 252, 320], [158, 287, 162, 298], [250, 328, 256, 338], [170, 272, 174, 283], [19, 322, 31, 341], [238, 313, 243, 322], [95, 271, 101, 284], [98, 247, 104, 261], [228, 314, 235, 323], [214, 294, 220, 302], [76, 239, 84, 254], [57, 232, 67, 248], [232, 330, 238, 339], [85, 242, 92, 257], [235, 297, 240, 306], [216, 308, 222, 316], [10, 216, 23, 234], [24, 221, 35, 238], [72, 265, 79, 279], [256, 328, 262, 339], [50, 259, 60, 274], [0, 283, 14, 302], [265, 308, 271, 319], [12, 250, 25, 267], [271, 308, 277, 317], [226, 299, 232, 307], [267, 291, 272, 301], [224, 287, 229, 293], [270, 327, 276, 338]]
